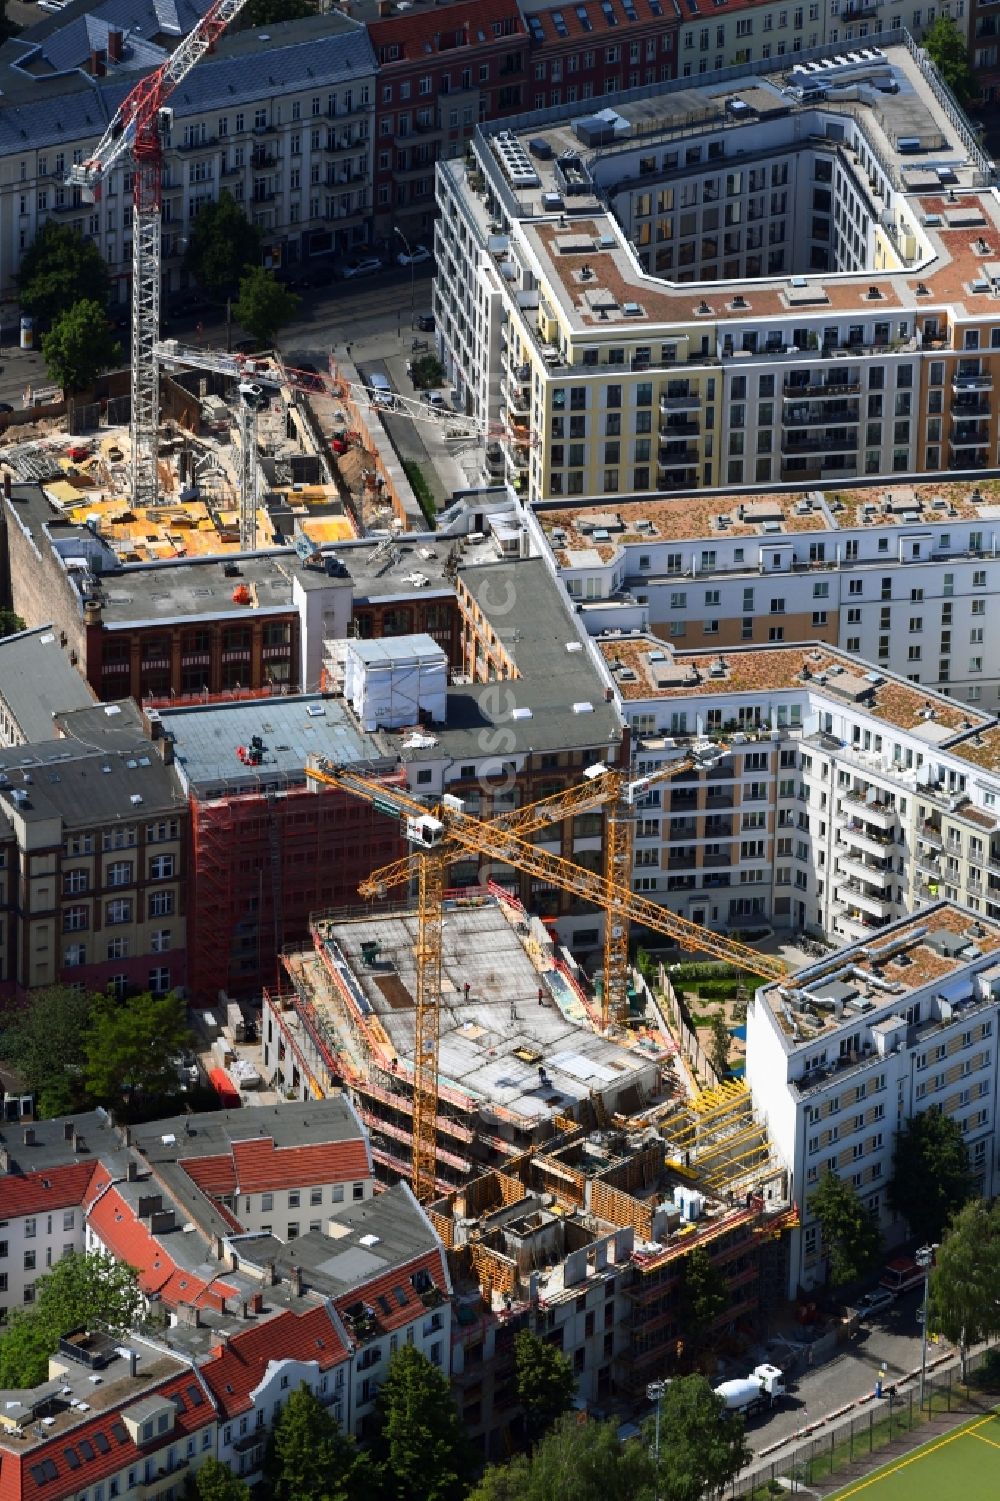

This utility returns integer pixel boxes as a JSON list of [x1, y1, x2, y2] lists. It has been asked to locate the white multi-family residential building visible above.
[[747, 902, 1000, 1293], [522, 479, 1000, 710], [434, 41, 994, 502]]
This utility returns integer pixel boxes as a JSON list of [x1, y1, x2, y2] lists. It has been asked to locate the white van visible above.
[[367, 371, 395, 409]]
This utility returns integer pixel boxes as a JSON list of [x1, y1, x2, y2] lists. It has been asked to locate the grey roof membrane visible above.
[[0, 625, 94, 743]]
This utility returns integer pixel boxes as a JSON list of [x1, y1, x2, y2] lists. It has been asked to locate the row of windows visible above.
[[63, 892, 175, 929]]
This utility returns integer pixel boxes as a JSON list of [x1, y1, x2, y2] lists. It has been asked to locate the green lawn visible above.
[[827, 1411, 1000, 1501]]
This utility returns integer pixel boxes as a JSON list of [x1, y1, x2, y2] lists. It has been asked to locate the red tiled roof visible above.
[[227, 1137, 370, 1193], [200, 1308, 350, 1419], [179, 1153, 237, 1198], [0, 1161, 102, 1221], [369, 0, 523, 57], [0, 1369, 214, 1501], [333, 1248, 449, 1335], [86, 1187, 237, 1313]]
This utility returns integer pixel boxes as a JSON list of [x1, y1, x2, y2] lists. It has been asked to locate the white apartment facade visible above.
[[747, 904, 1000, 1293], [523, 483, 1000, 709]]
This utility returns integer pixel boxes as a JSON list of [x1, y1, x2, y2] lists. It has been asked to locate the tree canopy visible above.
[[810, 1168, 883, 1287], [514, 1329, 577, 1445], [233, 267, 300, 349], [922, 16, 977, 109], [678, 1244, 728, 1364], [185, 1458, 251, 1501], [18, 221, 110, 326], [371, 1346, 470, 1501], [469, 1414, 655, 1501], [83, 989, 192, 1106], [708, 1014, 731, 1079], [265, 1383, 369, 1501], [0, 1251, 144, 1388], [42, 299, 123, 393], [888, 1106, 975, 1245], [648, 1376, 750, 1501], [183, 193, 263, 300], [243, 0, 313, 24], [930, 1199, 1000, 1374], [0, 985, 93, 1117]]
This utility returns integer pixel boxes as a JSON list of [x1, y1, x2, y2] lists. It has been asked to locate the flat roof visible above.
[[0, 1110, 116, 1172], [316, 901, 657, 1125], [761, 901, 1000, 1050], [599, 636, 990, 737], [0, 625, 94, 742], [535, 477, 1000, 560], [0, 738, 185, 829], [157, 694, 391, 798]]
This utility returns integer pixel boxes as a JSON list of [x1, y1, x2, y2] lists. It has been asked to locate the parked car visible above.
[[342, 256, 383, 279], [416, 311, 435, 332], [857, 1288, 895, 1319], [397, 244, 431, 267], [423, 390, 446, 408]]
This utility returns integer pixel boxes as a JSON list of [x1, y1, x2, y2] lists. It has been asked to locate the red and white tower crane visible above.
[[68, 0, 253, 511]]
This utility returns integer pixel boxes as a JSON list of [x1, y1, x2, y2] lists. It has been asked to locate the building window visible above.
[[148, 967, 171, 995], [107, 861, 134, 888], [106, 899, 133, 926], [149, 855, 175, 881], [149, 890, 174, 918]]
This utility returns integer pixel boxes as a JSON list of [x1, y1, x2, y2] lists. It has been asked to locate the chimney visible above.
[[214, 1236, 225, 1261], [125, 1349, 138, 1378], [72, 1130, 84, 1154], [23, 1126, 35, 1147], [0, 1146, 9, 1173], [107, 28, 123, 61], [289, 1265, 303, 1297], [265, 1260, 277, 1286], [64, 1122, 74, 1141], [127, 1160, 141, 1182], [89, 47, 106, 76], [250, 1292, 264, 1315]]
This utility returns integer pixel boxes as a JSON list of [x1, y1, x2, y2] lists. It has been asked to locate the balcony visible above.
[[783, 379, 862, 397], [783, 404, 860, 427], [952, 372, 993, 393], [781, 428, 859, 455], [837, 907, 886, 940], [842, 794, 897, 832], [838, 852, 892, 884], [838, 880, 893, 920], [659, 416, 701, 436], [660, 392, 701, 413]]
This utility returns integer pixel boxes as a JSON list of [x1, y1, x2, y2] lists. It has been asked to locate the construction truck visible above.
[[714, 1364, 785, 1417]]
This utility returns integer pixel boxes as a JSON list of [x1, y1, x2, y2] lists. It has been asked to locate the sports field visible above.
[[827, 1411, 1000, 1500]]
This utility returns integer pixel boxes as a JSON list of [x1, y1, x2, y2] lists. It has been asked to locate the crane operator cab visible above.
[[405, 813, 445, 848], [239, 380, 270, 412]]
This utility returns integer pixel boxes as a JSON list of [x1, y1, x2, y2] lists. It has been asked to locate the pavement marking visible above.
[[829, 1413, 996, 1498], [968, 1429, 1000, 1452]]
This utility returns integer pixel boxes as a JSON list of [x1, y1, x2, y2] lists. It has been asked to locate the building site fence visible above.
[[724, 1341, 1000, 1499]]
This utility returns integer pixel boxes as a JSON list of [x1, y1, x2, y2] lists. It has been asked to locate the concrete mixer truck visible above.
[[714, 1364, 785, 1418]]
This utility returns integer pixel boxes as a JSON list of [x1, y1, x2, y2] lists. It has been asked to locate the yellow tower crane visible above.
[[306, 753, 785, 1201]]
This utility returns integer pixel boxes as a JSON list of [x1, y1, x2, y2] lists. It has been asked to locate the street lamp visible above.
[[647, 1380, 669, 1501], [917, 1243, 937, 1410], [393, 225, 416, 331]]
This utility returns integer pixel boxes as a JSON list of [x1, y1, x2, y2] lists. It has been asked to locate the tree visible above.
[[265, 1383, 368, 1501], [244, 0, 313, 23], [18, 221, 110, 327], [372, 1346, 470, 1501], [83, 989, 192, 1106], [233, 268, 300, 349], [888, 1106, 975, 1245], [410, 354, 444, 390], [649, 1376, 749, 1501], [514, 1329, 576, 1445], [810, 1168, 882, 1288], [922, 16, 976, 108], [0, 985, 93, 1117], [708, 1013, 731, 1079], [42, 300, 123, 394], [678, 1244, 728, 1362], [468, 1414, 655, 1501], [0, 1251, 143, 1388], [183, 192, 263, 300], [0, 608, 26, 638], [185, 1458, 250, 1501], [930, 1199, 1000, 1378]]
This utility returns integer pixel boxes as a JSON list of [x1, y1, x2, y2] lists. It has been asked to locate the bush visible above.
[[402, 460, 436, 526]]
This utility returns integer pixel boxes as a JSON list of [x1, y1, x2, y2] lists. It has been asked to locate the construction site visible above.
[[263, 890, 796, 1431]]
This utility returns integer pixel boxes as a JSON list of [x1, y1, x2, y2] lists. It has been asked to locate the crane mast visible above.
[[69, 0, 254, 510]]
